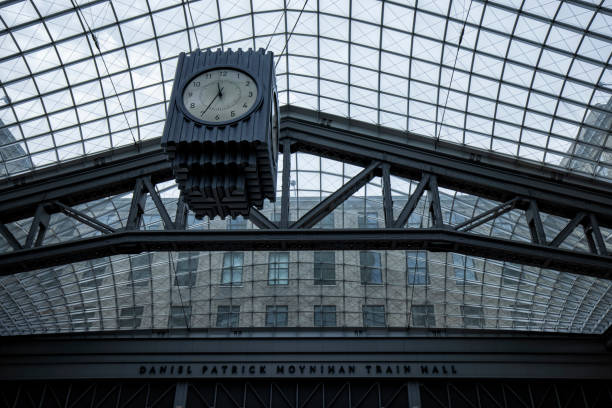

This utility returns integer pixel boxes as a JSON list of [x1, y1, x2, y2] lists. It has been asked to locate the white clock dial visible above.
[[182, 68, 258, 123]]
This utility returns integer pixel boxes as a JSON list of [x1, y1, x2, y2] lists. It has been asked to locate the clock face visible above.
[[182, 68, 258, 124]]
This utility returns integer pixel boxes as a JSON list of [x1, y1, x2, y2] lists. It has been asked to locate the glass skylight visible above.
[[0, 0, 610, 336], [0, 0, 609, 179]]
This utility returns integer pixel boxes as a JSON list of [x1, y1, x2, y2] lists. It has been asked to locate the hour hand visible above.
[[217, 82, 222, 97]]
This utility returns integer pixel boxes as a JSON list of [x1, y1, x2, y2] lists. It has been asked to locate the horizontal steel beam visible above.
[[0, 138, 173, 224], [1, 228, 610, 278], [0, 328, 610, 380], [283, 107, 612, 227]]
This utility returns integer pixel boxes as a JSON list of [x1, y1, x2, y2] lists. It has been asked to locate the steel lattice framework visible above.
[[0, 0, 610, 338], [0, 108, 611, 277]]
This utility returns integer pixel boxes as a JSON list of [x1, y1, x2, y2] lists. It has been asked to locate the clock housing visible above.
[[161, 48, 279, 219]]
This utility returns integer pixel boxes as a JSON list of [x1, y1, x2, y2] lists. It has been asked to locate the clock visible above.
[[161, 48, 279, 219], [181, 68, 260, 125]]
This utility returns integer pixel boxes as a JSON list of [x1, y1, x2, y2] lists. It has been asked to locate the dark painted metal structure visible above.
[[1, 328, 611, 407], [0, 107, 610, 276], [1, 328, 610, 380], [0, 109, 611, 407], [2, 379, 612, 408]]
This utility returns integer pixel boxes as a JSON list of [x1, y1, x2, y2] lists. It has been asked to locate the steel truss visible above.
[[0, 107, 610, 277], [2, 380, 611, 408]]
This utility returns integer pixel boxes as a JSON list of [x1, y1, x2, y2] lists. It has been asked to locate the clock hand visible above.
[[201, 87, 224, 117], [217, 82, 222, 98]]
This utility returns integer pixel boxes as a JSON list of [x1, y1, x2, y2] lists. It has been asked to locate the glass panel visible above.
[[175, 252, 198, 287], [360, 251, 382, 284], [216, 305, 240, 328], [268, 252, 289, 285], [314, 251, 335, 285], [222, 252, 244, 285], [314, 305, 336, 327], [362, 305, 385, 327], [265, 305, 288, 327], [407, 250, 428, 285], [169, 305, 191, 328], [412, 305, 435, 327]]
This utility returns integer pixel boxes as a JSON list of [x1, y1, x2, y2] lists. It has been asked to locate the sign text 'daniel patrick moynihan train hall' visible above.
[[138, 362, 459, 378]]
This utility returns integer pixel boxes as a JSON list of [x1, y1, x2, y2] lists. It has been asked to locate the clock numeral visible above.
[[215, 115, 220, 120], [193, 81, 200, 87], [245, 81, 250, 86], [231, 111, 235, 117], [205, 73, 211, 78], [248, 91, 253, 97], [243, 103, 248, 108], [220, 71, 227, 77], [190, 103, 195, 108], [188, 92, 193, 97]]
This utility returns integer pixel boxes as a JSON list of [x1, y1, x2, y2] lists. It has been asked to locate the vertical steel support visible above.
[[407, 382, 421, 408], [143, 176, 174, 229], [24, 204, 50, 248], [525, 200, 546, 245], [550, 212, 585, 248], [584, 214, 608, 256], [126, 178, 147, 230], [394, 173, 430, 228], [0, 223, 21, 250], [381, 163, 394, 228], [174, 195, 188, 230], [427, 175, 444, 228], [280, 139, 292, 228], [173, 382, 188, 408]]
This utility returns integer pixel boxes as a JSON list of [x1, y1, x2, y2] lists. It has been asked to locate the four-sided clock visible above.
[[181, 68, 260, 125], [161, 48, 279, 219]]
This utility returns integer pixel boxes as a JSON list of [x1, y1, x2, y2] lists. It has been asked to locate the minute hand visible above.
[[201, 87, 224, 117]]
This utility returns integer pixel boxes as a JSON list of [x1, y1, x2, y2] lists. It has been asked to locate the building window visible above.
[[362, 305, 385, 327], [411, 304, 435, 327], [81, 259, 106, 288], [216, 305, 240, 328], [266, 305, 288, 327], [452, 253, 477, 283], [407, 250, 428, 285], [360, 251, 382, 284], [461, 305, 484, 328], [119, 306, 144, 329], [175, 252, 198, 287], [358, 211, 378, 228], [228, 216, 246, 230], [222, 252, 243, 285], [130, 253, 152, 286], [268, 252, 289, 285], [314, 305, 336, 327], [502, 264, 521, 287], [314, 251, 335, 285], [169, 305, 191, 328]]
